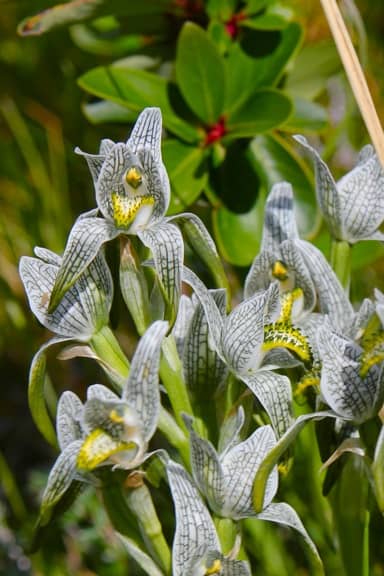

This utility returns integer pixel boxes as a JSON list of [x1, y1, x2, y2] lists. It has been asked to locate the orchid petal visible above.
[[261, 182, 300, 253], [39, 439, 83, 525], [296, 240, 353, 331], [137, 147, 169, 223], [139, 223, 183, 325], [185, 415, 226, 515], [241, 371, 293, 437], [167, 460, 220, 576], [123, 320, 169, 441], [48, 216, 118, 312], [56, 391, 83, 451], [218, 407, 246, 456], [294, 135, 343, 238], [337, 146, 384, 242], [222, 284, 279, 374], [173, 294, 195, 357], [221, 425, 278, 517], [74, 147, 105, 186], [127, 107, 162, 162], [244, 250, 276, 299], [317, 328, 383, 423], [182, 266, 224, 356], [257, 502, 322, 570]]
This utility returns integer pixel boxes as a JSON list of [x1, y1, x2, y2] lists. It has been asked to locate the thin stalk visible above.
[[319, 0, 384, 166], [90, 325, 130, 391], [160, 334, 194, 431], [330, 239, 351, 293], [158, 407, 190, 468], [126, 480, 171, 574]]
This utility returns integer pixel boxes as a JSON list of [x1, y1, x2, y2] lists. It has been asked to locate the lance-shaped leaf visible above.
[[295, 135, 384, 242], [317, 327, 384, 423], [167, 459, 251, 576], [117, 534, 164, 576]]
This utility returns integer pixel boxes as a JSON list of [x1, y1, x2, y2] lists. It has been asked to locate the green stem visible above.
[[158, 407, 190, 468], [90, 325, 130, 392], [330, 239, 351, 293], [214, 517, 237, 556], [126, 481, 171, 574], [160, 334, 194, 432]]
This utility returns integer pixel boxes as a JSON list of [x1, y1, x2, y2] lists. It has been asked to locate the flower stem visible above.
[[160, 334, 194, 432], [158, 407, 190, 468], [330, 239, 351, 293], [126, 476, 171, 574], [90, 325, 130, 391]]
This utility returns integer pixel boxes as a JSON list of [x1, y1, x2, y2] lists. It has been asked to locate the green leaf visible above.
[[83, 100, 136, 125], [29, 339, 69, 448], [282, 97, 329, 133], [226, 89, 292, 137], [250, 133, 317, 237], [176, 22, 226, 124], [224, 22, 302, 114], [241, 14, 288, 31], [78, 66, 200, 143], [285, 40, 342, 100], [206, 0, 237, 19], [163, 140, 208, 213], [213, 199, 265, 266]]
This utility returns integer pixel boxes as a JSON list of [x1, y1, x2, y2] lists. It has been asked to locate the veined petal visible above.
[[87, 383, 120, 402], [166, 460, 220, 576], [184, 415, 227, 515], [244, 250, 276, 299], [241, 371, 293, 438], [56, 391, 84, 451], [183, 290, 228, 398], [39, 439, 83, 526], [173, 294, 195, 357], [218, 407, 246, 456], [34, 246, 61, 266], [296, 239, 353, 332], [279, 240, 316, 314], [48, 216, 118, 312], [257, 502, 322, 570], [337, 145, 384, 242], [222, 284, 279, 374], [29, 337, 73, 446], [182, 266, 224, 357], [168, 212, 229, 293], [74, 146, 106, 186], [261, 182, 300, 253], [137, 148, 169, 223], [123, 320, 169, 441], [294, 135, 343, 238], [139, 222, 183, 325], [221, 558, 251, 576], [221, 425, 278, 518], [317, 328, 383, 423], [127, 108, 163, 162]]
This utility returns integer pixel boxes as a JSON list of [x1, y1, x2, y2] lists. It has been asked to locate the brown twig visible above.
[[319, 0, 384, 166]]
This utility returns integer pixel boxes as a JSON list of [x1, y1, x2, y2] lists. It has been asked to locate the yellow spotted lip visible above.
[[111, 192, 155, 229]]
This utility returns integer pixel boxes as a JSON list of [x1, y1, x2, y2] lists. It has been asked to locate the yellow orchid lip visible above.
[[271, 260, 289, 281], [111, 192, 155, 229]]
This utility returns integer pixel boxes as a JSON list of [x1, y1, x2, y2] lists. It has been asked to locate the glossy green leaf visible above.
[[206, 0, 237, 19], [250, 134, 317, 237], [245, 0, 270, 14], [78, 66, 200, 143], [241, 14, 288, 31], [213, 199, 265, 266], [226, 89, 292, 137], [283, 97, 329, 133], [224, 22, 302, 114], [163, 140, 208, 213], [83, 100, 136, 125], [176, 22, 226, 124], [285, 40, 341, 100]]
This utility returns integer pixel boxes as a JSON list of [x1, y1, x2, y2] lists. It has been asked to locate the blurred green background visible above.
[[1, 0, 384, 574]]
